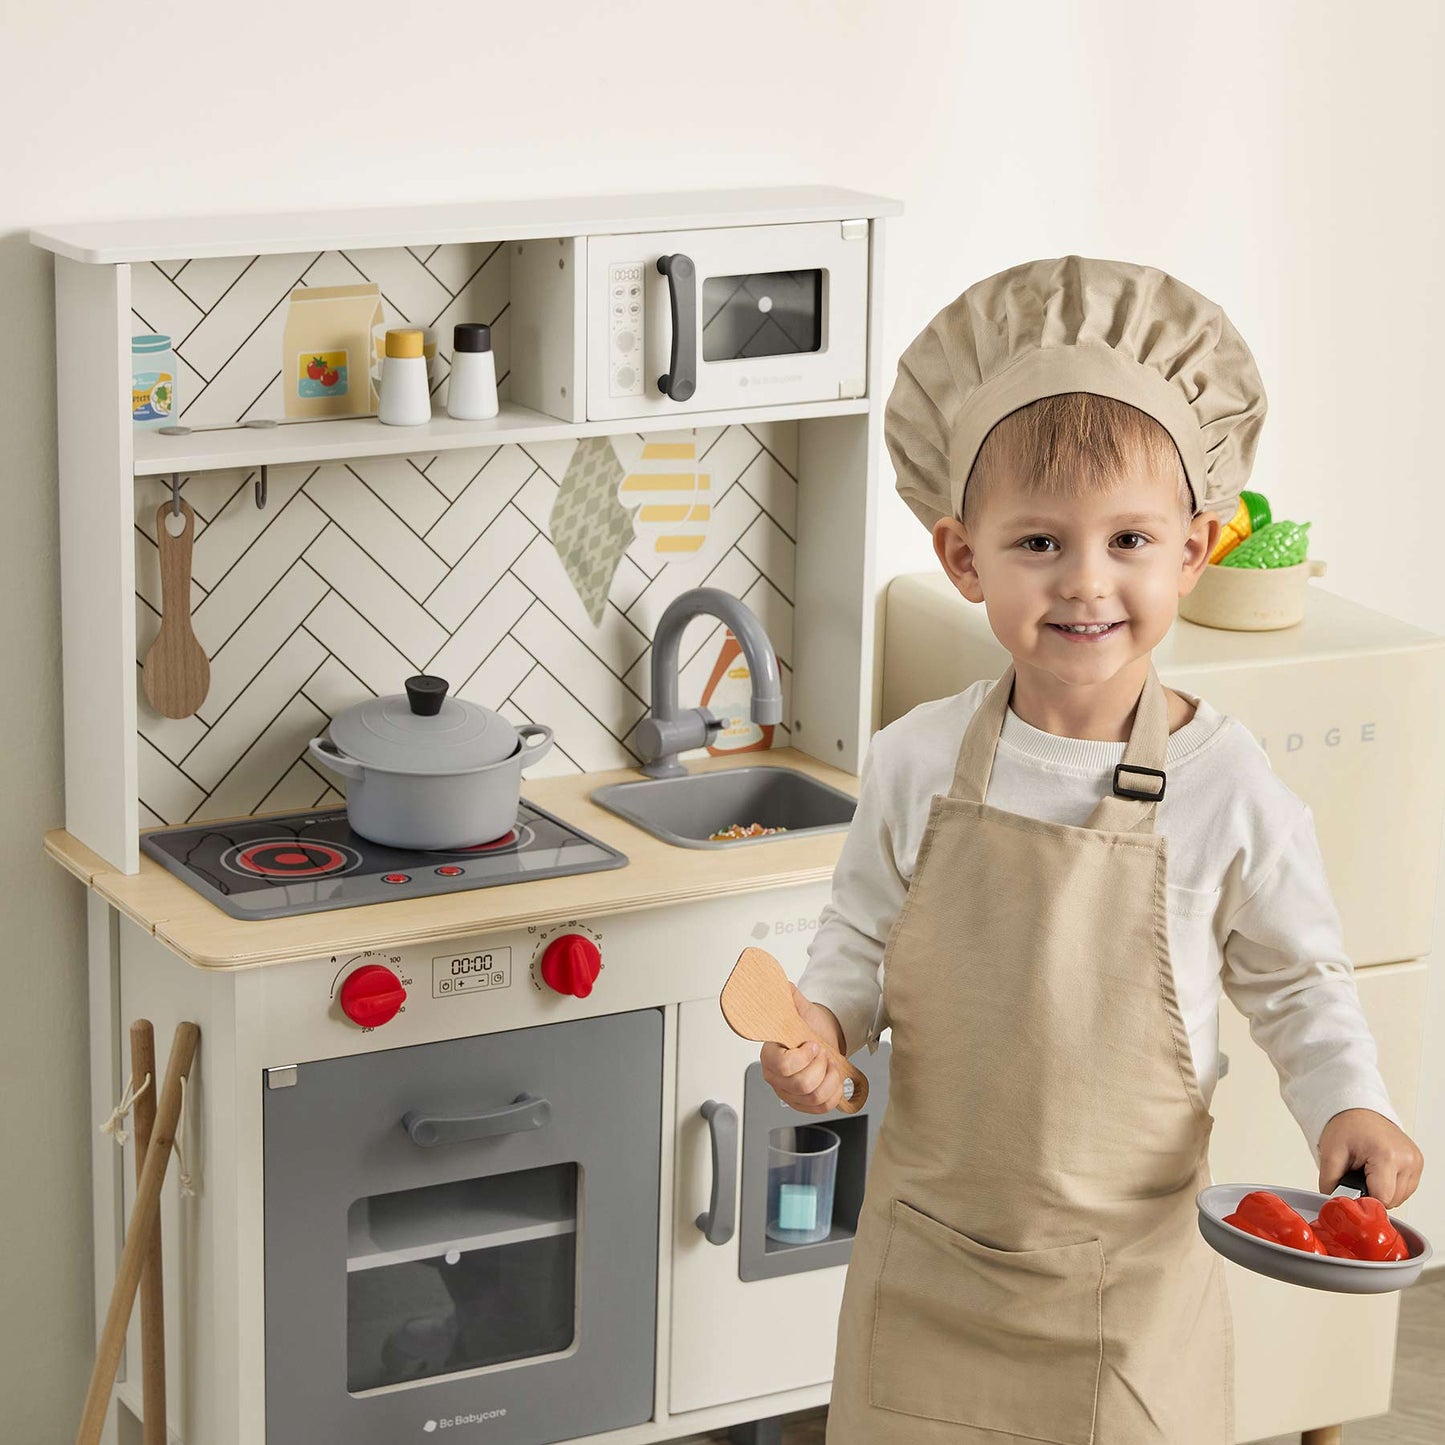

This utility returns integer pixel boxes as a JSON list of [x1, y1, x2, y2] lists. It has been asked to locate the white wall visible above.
[[2, 1, 1441, 1435]]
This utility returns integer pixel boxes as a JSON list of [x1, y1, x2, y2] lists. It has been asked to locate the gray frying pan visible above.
[[1197, 1167, 1432, 1294]]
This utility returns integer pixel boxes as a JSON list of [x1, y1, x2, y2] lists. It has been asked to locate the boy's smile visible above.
[[932, 463, 1219, 740]]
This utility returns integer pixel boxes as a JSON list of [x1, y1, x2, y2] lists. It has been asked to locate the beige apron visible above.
[[826, 663, 1232, 1445]]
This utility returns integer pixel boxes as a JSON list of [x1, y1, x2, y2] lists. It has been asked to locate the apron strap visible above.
[[948, 662, 1170, 835]]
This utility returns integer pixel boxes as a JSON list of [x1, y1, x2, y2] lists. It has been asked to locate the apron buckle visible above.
[[1112, 762, 1166, 801]]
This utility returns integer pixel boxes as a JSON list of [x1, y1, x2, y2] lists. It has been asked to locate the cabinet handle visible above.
[[402, 1092, 551, 1147], [695, 1099, 737, 1245], [656, 253, 697, 402]]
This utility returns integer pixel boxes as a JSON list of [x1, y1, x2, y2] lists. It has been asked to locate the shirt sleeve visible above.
[[796, 737, 906, 1057], [1220, 803, 1402, 1157]]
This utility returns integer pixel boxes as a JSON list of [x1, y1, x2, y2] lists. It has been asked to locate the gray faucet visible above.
[[634, 588, 784, 779]]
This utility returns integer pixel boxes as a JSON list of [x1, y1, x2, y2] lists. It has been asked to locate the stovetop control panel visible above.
[[327, 923, 608, 1033]]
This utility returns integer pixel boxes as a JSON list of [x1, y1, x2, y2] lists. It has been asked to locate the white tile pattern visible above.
[[134, 425, 797, 824]]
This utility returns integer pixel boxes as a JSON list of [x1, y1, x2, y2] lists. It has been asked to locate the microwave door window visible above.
[[702, 269, 823, 361], [345, 1162, 578, 1393]]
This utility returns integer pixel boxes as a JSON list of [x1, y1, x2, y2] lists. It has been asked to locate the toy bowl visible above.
[[1180, 557, 1327, 632]]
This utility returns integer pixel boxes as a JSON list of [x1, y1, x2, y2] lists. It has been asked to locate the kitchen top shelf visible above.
[[133, 397, 871, 476], [32, 185, 902, 265], [45, 749, 859, 970]]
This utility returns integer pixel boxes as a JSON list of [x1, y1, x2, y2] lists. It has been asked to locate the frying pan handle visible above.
[[1331, 1166, 1369, 1198]]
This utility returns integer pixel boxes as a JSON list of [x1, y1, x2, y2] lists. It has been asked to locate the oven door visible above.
[[586, 220, 869, 420], [263, 1009, 661, 1444]]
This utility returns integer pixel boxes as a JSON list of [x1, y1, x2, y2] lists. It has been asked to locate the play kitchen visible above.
[[33, 184, 1445, 1445], [36, 186, 898, 1445]]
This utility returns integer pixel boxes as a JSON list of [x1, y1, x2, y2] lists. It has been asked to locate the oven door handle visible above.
[[402, 1092, 551, 1147], [656, 253, 697, 402], [694, 1099, 738, 1245]]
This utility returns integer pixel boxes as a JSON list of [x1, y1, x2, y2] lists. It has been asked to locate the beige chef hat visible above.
[[885, 255, 1268, 530]]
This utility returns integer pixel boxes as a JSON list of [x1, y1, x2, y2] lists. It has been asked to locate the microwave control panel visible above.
[[608, 262, 645, 397]]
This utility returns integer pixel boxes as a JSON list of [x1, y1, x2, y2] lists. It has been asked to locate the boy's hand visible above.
[[759, 985, 849, 1114], [1317, 1108, 1424, 1208]]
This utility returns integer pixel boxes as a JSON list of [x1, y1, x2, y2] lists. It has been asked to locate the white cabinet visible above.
[[669, 997, 850, 1414], [1210, 959, 1429, 1442]]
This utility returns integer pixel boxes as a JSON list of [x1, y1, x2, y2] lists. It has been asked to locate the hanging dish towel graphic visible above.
[[550, 436, 636, 626], [618, 439, 711, 557]]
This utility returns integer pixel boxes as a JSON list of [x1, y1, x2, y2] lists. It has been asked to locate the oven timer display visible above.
[[431, 947, 512, 998]]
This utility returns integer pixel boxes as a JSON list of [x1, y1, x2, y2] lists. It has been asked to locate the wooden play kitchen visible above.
[[32, 186, 1443, 1445]]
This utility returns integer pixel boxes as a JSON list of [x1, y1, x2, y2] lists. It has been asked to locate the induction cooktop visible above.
[[139, 800, 628, 920]]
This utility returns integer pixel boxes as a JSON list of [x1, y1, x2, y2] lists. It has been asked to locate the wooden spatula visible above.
[[142, 500, 210, 719], [720, 947, 869, 1113]]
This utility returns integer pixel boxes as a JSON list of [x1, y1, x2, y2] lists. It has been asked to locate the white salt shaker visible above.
[[447, 322, 499, 420], [378, 328, 431, 426]]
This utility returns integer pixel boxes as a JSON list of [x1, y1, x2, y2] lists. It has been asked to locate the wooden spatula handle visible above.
[[719, 947, 870, 1113]]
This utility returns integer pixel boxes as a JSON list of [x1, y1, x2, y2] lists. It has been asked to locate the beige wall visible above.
[[3, 1, 1442, 1435]]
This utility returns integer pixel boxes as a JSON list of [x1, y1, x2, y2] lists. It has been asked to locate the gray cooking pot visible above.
[[308, 675, 554, 850]]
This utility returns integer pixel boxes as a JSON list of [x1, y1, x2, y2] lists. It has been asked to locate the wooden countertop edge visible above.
[[44, 750, 859, 970]]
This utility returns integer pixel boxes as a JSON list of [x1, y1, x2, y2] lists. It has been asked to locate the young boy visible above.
[[762, 257, 1424, 1444]]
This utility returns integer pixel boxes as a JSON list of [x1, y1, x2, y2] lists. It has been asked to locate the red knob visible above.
[[339, 963, 407, 1027], [539, 934, 602, 998]]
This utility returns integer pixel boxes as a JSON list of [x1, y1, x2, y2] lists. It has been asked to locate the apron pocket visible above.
[[868, 1198, 1104, 1444]]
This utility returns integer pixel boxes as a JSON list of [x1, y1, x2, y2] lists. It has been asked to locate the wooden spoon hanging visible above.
[[142, 500, 209, 719], [720, 947, 869, 1113]]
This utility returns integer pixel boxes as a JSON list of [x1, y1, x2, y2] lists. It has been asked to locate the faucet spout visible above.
[[635, 588, 783, 778]]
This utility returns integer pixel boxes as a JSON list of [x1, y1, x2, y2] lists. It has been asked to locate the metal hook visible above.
[[254, 465, 268, 511], [170, 473, 182, 518]]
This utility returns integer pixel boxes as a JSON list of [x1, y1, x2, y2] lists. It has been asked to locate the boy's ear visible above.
[[933, 517, 985, 603], [1179, 510, 1222, 597]]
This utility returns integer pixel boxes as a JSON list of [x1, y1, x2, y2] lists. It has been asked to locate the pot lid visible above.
[[327, 675, 520, 774]]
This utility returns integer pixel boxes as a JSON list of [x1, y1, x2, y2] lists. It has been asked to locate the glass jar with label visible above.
[[132, 335, 178, 428]]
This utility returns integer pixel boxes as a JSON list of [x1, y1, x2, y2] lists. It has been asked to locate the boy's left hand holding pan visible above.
[[1317, 1108, 1424, 1208]]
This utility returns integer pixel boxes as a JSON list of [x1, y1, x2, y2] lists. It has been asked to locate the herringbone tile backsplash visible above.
[[135, 436, 797, 827]]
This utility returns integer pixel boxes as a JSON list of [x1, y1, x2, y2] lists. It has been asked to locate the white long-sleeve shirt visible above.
[[797, 679, 1401, 1155]]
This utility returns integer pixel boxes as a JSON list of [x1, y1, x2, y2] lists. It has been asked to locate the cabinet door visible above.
[[670, 998, 852, 1413], [1210, 960, 1428, 1442]]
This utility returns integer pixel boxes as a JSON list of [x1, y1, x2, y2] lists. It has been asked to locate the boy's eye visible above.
[[1115, 532, 1148, 550], [1019, 536, 1057, 553], [1017, 533, 1150, 553]]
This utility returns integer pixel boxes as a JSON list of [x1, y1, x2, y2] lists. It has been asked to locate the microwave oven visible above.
[[585, 220, 871, 421]]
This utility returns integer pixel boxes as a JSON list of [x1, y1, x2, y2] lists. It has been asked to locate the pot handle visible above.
[[516, 724, 554, 770], [307, 735, 365, 783]]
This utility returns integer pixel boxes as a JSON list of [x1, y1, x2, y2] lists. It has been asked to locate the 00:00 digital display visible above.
[[450, 954, 495, 975]]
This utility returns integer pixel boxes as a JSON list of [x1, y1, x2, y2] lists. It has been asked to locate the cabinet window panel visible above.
[[345, 1163, 578, 1392], [702, 269, 823, 360]]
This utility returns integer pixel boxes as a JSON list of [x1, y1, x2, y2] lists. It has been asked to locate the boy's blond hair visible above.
[[962, 393, 1195, 533]]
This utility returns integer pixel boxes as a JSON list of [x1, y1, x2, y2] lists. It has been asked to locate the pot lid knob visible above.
[[404, 675, 449, 717]]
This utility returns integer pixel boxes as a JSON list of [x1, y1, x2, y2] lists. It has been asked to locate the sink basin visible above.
[[590, 766, 856, 849]]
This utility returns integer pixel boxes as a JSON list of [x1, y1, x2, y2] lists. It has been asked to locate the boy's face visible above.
[[932, 463, 1219, 691]]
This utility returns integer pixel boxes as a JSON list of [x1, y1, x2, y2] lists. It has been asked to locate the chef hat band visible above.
[[885, 255, 1268, 532]]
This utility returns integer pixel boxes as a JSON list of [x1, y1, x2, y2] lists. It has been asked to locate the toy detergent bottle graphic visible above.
[[701, 629, 774, 755]]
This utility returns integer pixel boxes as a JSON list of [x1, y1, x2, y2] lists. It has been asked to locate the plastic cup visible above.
[[765, 1125, 840, 1245]]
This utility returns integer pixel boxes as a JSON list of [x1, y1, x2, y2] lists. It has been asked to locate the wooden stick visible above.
[[129, 1021, 167, 1445], [75, 1022, 199, 1445]]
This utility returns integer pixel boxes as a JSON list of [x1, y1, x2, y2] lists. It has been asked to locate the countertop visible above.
[[44, 749, 858, 971]]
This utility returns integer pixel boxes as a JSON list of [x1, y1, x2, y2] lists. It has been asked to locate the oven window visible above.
[[702, 269, 823, 361], [346, 1162, 578, 1392]]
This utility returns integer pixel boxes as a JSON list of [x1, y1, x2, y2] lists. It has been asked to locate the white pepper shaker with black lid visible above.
[[447, 322, 499, 420]]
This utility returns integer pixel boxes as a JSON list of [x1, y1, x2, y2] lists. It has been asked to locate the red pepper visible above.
[[1224, 1191, 1329, 1254], [1310, 1197, 1410, 1262]]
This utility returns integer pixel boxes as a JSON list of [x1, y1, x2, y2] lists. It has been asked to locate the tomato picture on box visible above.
[[298, 350, 348, 400]]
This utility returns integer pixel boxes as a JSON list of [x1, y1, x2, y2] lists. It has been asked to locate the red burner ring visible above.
[[453, 829, 519, 853], [229, 840, 359, 878]]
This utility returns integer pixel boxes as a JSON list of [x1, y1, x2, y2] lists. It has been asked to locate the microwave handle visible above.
[[402, 1092, 551, 1147], [694, 1098, 738, 1245], [656, 253, 698, 402]]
